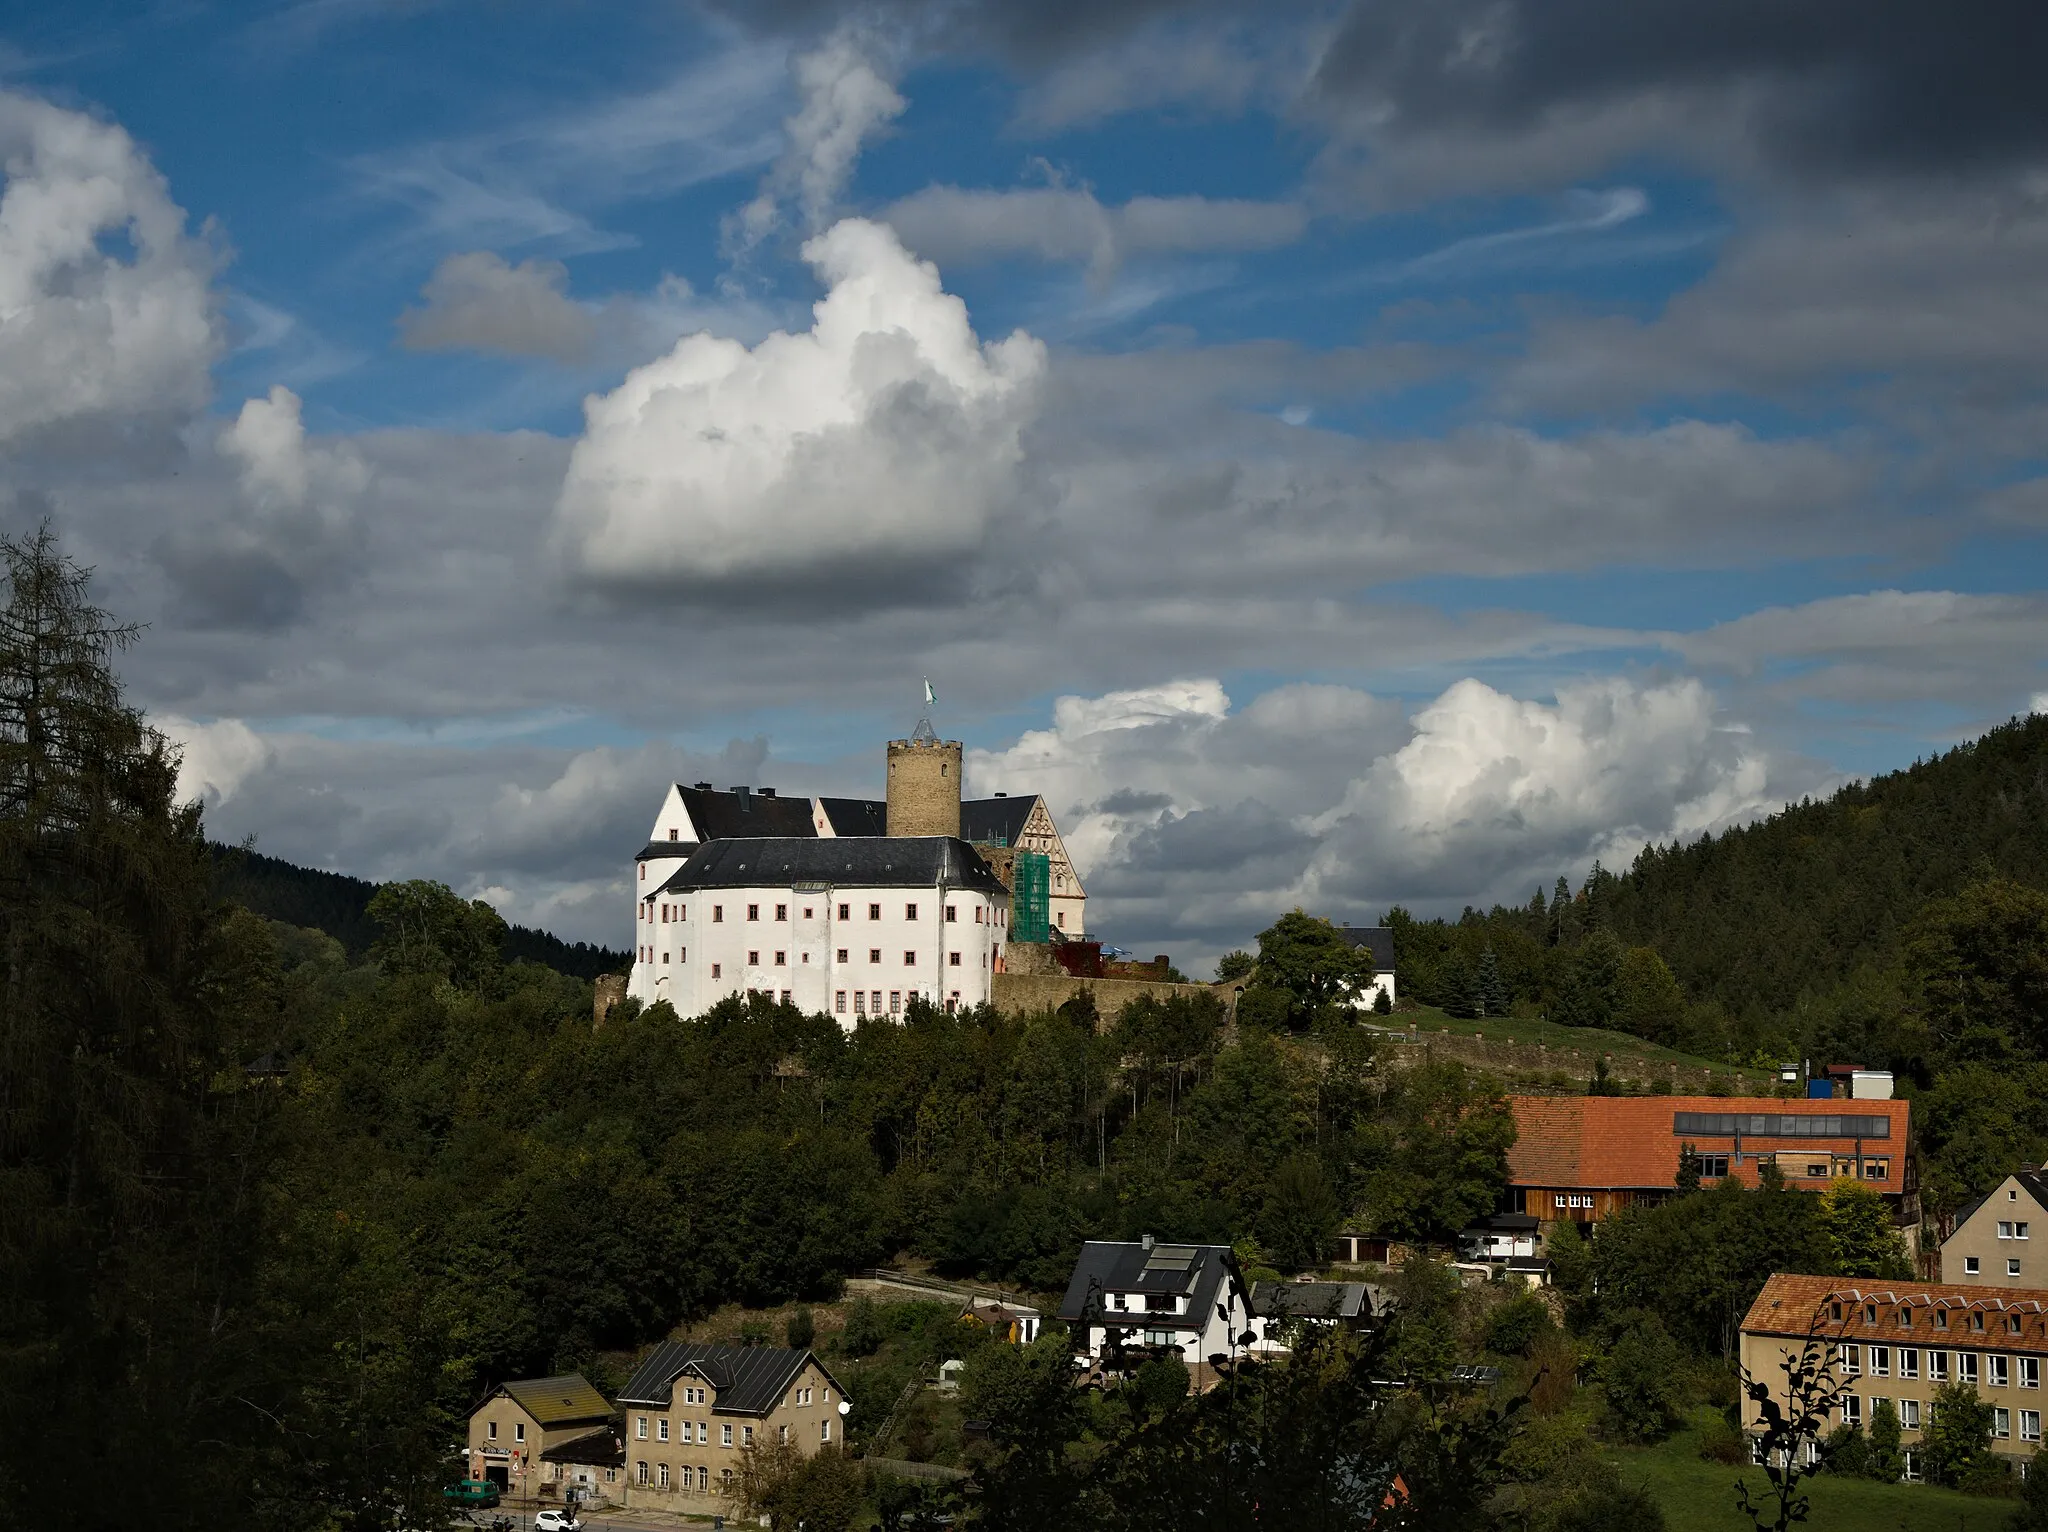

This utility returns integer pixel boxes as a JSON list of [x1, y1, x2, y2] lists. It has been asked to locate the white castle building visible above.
[[626, 731, 1086, 1022]]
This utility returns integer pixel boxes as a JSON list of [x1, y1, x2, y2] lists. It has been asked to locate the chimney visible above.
[[733, 785, 751, 811], [994, 791, 1008, 798], [758, 787, 777, 798], [693, 781, 713, 790], [1141, 1233, 1155, 1252]]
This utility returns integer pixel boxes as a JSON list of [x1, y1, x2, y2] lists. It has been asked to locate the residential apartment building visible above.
[[1058, 1238, 1262, 1367], [1942, 1170, 2048, 1285], [465, 1374, 615, 1500], [1742, 1273, 2048, 1474], [629, 837, 1011, 1020], [615, 1343, 848, 1509], [1507, 1095, 1914, 1231]]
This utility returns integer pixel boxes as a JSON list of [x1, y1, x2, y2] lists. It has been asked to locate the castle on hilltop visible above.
[[626, 730, 1086, 1022]]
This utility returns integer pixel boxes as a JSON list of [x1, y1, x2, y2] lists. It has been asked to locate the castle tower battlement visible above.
[[886, 735, 962, 837]]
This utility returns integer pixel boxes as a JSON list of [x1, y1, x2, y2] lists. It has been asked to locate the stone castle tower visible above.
[[886, 726, 962, 837]]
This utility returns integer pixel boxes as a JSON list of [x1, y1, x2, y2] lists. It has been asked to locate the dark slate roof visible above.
[[1334, 926, 1396, 972], [1056, 1241, 1239, 1331], [1250, 1281, 1378, 1322], [655, 837, 1009, 899], [961, 795, 1037, 848], [541, 1426, 624, 1467], [1953, 1169, 2048, 1232], [617, 1343, 842, 1415], [676, 785, 818, 842], [817, 797, 888, 837], [636, 839, 698, 862]]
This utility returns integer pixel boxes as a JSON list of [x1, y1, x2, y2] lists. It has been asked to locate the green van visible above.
[[444, 1480, 501, 1508]]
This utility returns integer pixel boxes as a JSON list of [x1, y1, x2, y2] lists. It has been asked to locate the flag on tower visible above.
[[923, 678, 937, 708]]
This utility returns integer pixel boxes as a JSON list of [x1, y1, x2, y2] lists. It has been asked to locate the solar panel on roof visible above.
[[1143, 1252, 1194, 1272]]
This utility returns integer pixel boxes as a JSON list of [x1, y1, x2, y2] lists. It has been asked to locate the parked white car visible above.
[[534, 1512, 581, 1532]]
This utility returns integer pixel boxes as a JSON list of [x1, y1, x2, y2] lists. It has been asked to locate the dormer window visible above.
[[669, 828, 679, 841]]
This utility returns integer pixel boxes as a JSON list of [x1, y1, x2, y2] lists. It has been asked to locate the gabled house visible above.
[[1458, 1212, 1548, 1283], [1333, 926, 1398, 1009], [1250, 1280, 1381, 1333], [466, 1374, 615, 1500], [1943, 1169, 2048, 1285], [959, 1298, 1042, 1344], [615, 1342, 848, 1508], [1057, 1238, 1261, 1368]]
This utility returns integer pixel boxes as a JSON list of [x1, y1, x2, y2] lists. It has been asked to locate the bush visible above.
[[1599, 1312, 1685, 1443], [786, 1305, 816, 1350], [1823, 1422, 1871, 1478], [2012, 1446, 2048, 1528], [1485, 1291, 1554, 1357], [840, 1296, 883, 1358], [1697, 1414, 1746, 1465], [738, 1318, 772, 1347]]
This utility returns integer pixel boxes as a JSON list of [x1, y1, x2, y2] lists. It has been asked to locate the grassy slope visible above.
[[1380, 1005, 1777, 1090], [1609, 1415, 2015, 1532]]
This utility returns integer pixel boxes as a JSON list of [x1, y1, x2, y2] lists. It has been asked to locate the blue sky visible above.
[[3, 0, 2045, 964]]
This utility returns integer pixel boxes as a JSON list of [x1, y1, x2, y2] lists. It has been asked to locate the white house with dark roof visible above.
[[1335, 926, 1397, 1008], [630, 836, 1010, 1021], [1057, 1238, 1262, 1368]]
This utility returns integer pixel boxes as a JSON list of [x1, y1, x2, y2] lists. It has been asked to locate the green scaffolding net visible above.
[[1010, 850, 1050, 944]]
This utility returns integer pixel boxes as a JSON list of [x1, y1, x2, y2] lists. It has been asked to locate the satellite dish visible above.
[[838, 1401, 852, 1416]]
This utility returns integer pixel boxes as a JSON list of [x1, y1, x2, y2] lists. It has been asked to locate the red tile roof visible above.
[[1506, 1095, 1911, 1192], [1744, 1272, 2048, 1343]]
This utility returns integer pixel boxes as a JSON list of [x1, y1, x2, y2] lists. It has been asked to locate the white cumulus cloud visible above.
[[0, 90, 219, 445], [970, 673, 1799, 964], [556, 218, 1045, 586], [153, 714, 272, 807]]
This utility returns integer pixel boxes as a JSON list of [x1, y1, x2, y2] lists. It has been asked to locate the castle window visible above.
[[854, 992, 866, 1013], [904, 951, 916, 966], [748, 951, 759, 966], [868, 903, 880, 920], [837, 948, 848, 963], [712, 963, 720, 978], [869, 948, 881, 964], [803, 907, 812, 919], [713, 906, 723, 923], [669, 828, 678, 840], [906, 903, 918, 920], [838, 903, 850, 920], [776, 904, 787, 921], [774, 951, 786, 966], [945, 905, 956, 922], [835, 992, 846, 1013], [949, 952, 961, 967], [748, 904, 760, 921], [640, 864, 646, 881], [889, 991, 901, 1014]]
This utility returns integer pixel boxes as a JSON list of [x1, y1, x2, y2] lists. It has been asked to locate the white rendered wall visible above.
[[629, 881, 1006, 1021]]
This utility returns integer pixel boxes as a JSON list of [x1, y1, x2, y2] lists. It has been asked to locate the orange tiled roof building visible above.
[[1742, 1272, 2048, 1475], [1507, 1095, 1914, 1230]]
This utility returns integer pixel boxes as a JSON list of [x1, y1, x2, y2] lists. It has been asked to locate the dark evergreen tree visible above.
[[0, 527, 271, 1523], [1477, 947, 1510, 1018]]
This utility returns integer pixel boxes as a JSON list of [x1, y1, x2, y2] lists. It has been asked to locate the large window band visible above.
[[1672, 1112, 1891, 1139]]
